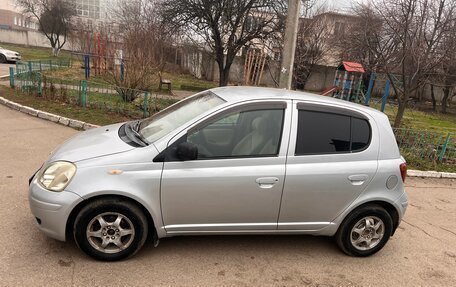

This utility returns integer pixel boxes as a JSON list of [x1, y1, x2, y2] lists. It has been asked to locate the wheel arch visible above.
[[339, 200, 400, 236], [66, 194, 157, 241]]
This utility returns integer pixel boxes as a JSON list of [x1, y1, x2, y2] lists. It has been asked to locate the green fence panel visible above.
[[81, 80, 88, 108], [9, 67, 14, 88], [439, 133, 451, 162], [143, 92, 149, 118]]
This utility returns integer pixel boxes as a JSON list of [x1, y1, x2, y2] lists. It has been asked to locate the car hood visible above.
[[0, 48, 18, 54], [48, 123, 135, 163]]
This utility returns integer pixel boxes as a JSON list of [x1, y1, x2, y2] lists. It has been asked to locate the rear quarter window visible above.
[[295, 109, 371, 155]]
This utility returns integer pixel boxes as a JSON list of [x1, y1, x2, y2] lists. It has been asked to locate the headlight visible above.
[[39, 161, 76, 192]]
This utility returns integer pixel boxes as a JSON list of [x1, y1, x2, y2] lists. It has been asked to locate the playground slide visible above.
[[320, 86, 338, 96]]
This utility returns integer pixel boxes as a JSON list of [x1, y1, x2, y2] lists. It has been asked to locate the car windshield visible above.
[[138, 91, 225, 143]]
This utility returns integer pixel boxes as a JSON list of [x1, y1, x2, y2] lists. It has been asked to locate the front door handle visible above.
[[348, 174, 368, 186], [255, 177, 279, 189]]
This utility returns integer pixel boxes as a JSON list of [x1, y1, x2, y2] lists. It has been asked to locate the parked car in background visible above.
[[28, 87, 408, 261], [0, 47, 21, 63]]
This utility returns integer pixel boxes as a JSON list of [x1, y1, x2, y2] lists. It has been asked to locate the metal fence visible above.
[[393, 128, 455, 164], [15, 59, 72, 74], [10, 61, 179, 118]]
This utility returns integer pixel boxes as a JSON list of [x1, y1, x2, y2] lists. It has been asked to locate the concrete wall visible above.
[[304, 65, 335, 91], [304, 68, 456, 103], [0, 28, 55, 48], [181, 47, 280, 87], [180, 47, 455, 103]]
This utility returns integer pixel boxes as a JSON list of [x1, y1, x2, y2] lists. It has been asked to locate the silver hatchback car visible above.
[[29, 87, 408, 261]]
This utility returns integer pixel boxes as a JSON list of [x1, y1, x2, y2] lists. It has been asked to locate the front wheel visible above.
[[0, 54, 7, 63], [335, 204, 393, 257], [73, 198, 149, 261]]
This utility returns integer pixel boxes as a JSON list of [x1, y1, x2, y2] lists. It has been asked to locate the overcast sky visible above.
[[321, 0, 359, 12]]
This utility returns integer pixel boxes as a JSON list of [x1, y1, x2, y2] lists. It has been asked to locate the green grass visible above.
[[0, 43, 71, 61], [371, 102, 456, 134], [159, 72, 217, 91], [42, 62, 110, 83], [0, 86, 129, 126], [42, 65, 217, 92], [401, 150, 456, 172]]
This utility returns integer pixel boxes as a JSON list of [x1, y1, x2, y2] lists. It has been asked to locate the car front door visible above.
[[159, 100, 291, 234]]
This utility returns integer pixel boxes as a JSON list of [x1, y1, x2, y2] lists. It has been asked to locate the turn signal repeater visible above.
[[108, 169, 123, 175]]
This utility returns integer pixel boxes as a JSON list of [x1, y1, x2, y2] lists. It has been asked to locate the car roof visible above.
[[210, 86, 383, 117]]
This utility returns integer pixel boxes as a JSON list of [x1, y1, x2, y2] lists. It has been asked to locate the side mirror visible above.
[[176, 142, 198, 161]]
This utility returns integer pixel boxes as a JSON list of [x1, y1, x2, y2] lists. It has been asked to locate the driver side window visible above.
[[187, 108, 284, 159]]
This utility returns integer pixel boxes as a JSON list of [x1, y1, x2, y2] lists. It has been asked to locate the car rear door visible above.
[[278, 101, 379, 231]]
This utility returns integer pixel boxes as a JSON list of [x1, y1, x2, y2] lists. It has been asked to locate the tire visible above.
[[335, 204, 393, 257], [0, 54, 7, 63], [73, 198, 149, 261]]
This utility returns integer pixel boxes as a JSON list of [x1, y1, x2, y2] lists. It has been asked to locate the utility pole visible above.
[[279, 0, 301, 89]]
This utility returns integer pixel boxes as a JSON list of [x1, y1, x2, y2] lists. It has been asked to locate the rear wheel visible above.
[[335, 204, 393, 257], [73, 198, 148, 261]]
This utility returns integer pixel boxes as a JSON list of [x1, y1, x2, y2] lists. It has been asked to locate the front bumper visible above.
[[6, 55, 21, 62], [28, 178, 83, 241]]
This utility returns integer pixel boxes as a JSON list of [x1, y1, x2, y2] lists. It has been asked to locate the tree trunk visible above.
[[218, 63, 229, 86], [394, 87, 411, 128], [52, 48, 60, 57], [215, 50, 228, 87], [430, 84, 436, 111], [442, 87, 450, 114], [218, 57, 234, 87], [394, 101, 406, 127]]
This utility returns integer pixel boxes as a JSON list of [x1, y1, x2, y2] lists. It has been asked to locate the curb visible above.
[[1, 95, 455, 179], [0, 96, 99, 130], [407, 170, 456, 179]]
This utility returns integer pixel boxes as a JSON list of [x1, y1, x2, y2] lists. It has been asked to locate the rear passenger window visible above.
[[351, 117, 370, 151], [295, 110, 370, 155]]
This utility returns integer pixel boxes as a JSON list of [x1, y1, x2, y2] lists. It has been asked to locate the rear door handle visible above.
[[348, 174, 368, 186], [255, 177, 279, 189]]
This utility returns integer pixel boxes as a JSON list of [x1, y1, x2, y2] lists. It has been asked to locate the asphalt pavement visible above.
[[0, 63, 15, 77], [0, 104, 455, 287]]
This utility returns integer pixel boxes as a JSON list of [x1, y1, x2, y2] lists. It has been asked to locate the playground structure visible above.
[[243, 49, 267, 86], [83, 32, 112, 79], [328, 61, 365, 102], [320, 61, 402, 112], [72, 29, 121, 80]]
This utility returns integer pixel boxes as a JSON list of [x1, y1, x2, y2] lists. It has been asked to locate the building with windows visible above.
[[74, 0, 120, 23], [0, 0, 39, 31]]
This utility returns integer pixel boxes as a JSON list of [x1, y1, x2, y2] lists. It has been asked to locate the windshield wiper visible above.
[[129, 120, 149, 146]]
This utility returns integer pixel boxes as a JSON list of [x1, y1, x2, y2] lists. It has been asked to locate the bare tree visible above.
[[438, 21, 456, 113], [339, 4, 385, 74], [17, 0, 75, 56], [161, 0, 286, 86], [107, 0, 172, 101], [366, 0, 456, 127], [293, 14, 331, 89], [293, 5, 331, 90], [301, 0, 318, 18]]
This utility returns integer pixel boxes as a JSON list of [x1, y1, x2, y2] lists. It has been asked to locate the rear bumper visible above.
[[395, 191, 408, 220], [28, 179, 83, 241]]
